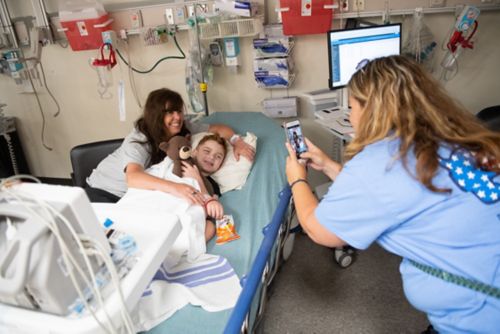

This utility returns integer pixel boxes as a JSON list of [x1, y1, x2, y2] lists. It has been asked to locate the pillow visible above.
[[191, 132, 257, 194]]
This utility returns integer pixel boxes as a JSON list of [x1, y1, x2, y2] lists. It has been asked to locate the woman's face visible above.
[[163, 107, 184, 136], [348, 95, 362, 133], [193, 140, 226, 175]]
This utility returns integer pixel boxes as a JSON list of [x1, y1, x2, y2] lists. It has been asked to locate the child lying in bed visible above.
[[181, 133, 228, 241]]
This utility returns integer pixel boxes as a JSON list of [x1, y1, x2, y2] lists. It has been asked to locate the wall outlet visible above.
[[187, 5, 195, 17], [130, 10, 143, 29], [166, 8, 175, 25], [166, 6, 187, 25], [352, 0, 365, 11]]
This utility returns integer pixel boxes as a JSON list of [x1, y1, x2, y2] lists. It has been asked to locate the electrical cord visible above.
[[84, 239, 135, 334], [23, 56, 61, 117], [33, 198, 117, 333], [0, 176, 122, 333], [2, 133, 19, 174], [38, 61, 61, 117], [25, 63, 53, 151], [2, 176, 135, 333], [0, 174, 40, 185], [1, 182, 117, 333], [0, 184, 115, 334], [122, 40, 143, 109], [115, 34, 186, 74]]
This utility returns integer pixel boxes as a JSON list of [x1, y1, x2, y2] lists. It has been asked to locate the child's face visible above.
[[193, 140, 226, 175]]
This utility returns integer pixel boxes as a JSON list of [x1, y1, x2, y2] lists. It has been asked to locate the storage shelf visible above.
[[198, 18, 263, 39]]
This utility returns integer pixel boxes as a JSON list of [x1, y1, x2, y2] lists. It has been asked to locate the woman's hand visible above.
[[285, 142, 307, 185], [300, 138, 342, 181], [205, 198, 224, 220], [299, 138, 329, 171], [170, 182, 205, 206], [233, 138, 255, 162], [125, 162, 206, 205]]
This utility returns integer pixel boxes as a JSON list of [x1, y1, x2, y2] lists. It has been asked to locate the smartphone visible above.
[[284, 120, 308, 158]]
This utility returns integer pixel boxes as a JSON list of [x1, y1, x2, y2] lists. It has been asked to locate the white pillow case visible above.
[[191, 132, 257, 194]]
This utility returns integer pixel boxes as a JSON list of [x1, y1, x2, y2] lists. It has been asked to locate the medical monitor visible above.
[[0, 183, 110, 315], [328, 23, 401, 89]]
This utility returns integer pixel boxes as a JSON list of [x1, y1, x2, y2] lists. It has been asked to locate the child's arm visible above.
[[180, 161, 224, 218]]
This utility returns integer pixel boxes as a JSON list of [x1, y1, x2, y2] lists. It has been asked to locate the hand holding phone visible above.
[[284, 120, 308, 158]]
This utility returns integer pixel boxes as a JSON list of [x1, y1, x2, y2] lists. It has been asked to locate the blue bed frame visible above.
[[224, 185, 292, 333]]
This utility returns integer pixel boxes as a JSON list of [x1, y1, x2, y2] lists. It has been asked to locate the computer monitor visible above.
[[328, 23, 401, 90]]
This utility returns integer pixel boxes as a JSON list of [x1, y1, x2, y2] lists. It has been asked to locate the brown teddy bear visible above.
[[159, 135, 215, 196]]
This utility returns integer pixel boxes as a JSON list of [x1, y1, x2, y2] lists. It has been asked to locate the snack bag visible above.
[[216, 214, 240, 245]]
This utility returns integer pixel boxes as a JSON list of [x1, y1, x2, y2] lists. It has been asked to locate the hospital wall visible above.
[[0, 1, 499, 179]]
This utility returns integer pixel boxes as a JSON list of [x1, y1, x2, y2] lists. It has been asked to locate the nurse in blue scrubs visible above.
[[286, 55, 500, 333]]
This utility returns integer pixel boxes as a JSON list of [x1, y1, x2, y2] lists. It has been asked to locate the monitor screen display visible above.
[[328, 24, 401, 89]]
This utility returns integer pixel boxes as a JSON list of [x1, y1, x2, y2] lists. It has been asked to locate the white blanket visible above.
[[135, 254, 241, 331], [118, 157, 241, 331], [119, 157, 205, 264]]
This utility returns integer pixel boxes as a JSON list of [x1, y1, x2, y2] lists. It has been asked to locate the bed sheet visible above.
[[146, 112, 288, 333]]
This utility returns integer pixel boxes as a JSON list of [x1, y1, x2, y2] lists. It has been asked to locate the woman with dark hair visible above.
[[286, 56, 500, 333], [86, 88, 254, 204]]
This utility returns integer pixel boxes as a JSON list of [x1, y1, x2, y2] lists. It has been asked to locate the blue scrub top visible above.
[[316, 138, 500, 333]]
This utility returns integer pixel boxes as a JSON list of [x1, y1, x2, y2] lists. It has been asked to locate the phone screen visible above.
[[286, 122, 308, 158]]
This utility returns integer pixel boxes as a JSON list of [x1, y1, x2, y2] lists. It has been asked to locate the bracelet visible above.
[[229, 134, 241, 145], [204, 198, 218, 210], [289, 178, 308, 189]]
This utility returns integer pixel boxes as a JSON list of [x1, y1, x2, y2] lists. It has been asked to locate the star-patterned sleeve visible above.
[[439, 149, 499, 204]]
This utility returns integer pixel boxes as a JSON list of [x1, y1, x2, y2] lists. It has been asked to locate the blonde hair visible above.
[[346, 55, 500, 193]]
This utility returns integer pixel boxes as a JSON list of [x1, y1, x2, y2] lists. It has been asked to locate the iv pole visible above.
[[193, 3, 209, 116]]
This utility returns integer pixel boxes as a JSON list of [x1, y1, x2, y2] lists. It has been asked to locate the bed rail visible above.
[[224, 185, 292, 334]]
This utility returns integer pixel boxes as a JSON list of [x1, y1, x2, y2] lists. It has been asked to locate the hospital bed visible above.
[[145, 111, 293, 333], [68, 111, 293, 333]]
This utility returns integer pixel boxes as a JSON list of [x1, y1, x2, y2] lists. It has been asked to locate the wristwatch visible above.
[[229, 134, 241, 144]]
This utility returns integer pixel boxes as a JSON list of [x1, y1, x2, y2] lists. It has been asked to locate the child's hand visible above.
[[205, 198, 224, 220], [181, 161, 202, 181]]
